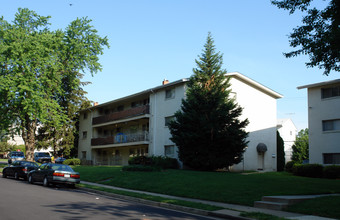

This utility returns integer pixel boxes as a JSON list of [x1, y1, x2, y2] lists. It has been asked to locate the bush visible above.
[[63, 158, 81, 165], [150, 156, 179, 169], [285, 161, 297, 173], [293, 164, 323, 178], [122, 165, 160, 172], [323, 165, 340, 179], [128, 156, 152, 166], [128, 155, 179, 170]]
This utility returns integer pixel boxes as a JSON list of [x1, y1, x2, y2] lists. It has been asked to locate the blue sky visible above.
[[1, 0, 338, 131]]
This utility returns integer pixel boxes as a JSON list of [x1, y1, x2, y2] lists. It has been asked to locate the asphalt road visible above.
[[0, 176, 221, 220]]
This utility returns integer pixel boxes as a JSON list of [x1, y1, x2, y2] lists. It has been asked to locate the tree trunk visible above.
[[22, 118, 37, 162]]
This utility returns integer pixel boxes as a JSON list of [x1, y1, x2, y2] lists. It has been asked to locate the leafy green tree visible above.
[[169, 33, 249, 171], [272, 0, 339, 75], [277, 131, 285, 171], [291, 128, 309, 163], [0, 8, 109, 161]]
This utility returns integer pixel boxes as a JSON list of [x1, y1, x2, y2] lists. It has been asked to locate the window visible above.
[[165, 88, 175, 99], [117, 105, 124, 111], [165, 116, 175, 127], [165, 145, 175, 158], [82, 131, 87, 139], [324, 153, 340, 164], [83, 112, 88, 119], [82, 151, 87, 159], [321, 86, 340, 99], [322, 119, 340, 132]]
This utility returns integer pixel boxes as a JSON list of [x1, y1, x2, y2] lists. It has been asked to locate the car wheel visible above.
[[43, 176, 49, 187], [14, 172, 19, 180], [28, 175, 34, 184], [2, 171, 7, 178]]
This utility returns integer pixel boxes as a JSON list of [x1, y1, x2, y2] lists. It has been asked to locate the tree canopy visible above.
[[291, 128, 309, 163], [169, 33, 249, 171], [0, 8, 109, 160], [272, 0, 340, 75]]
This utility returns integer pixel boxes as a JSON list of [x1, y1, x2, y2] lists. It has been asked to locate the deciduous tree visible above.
[[272, 0, 339, 75], [0, 8, 109, 160], [291, 128, 309, 163]]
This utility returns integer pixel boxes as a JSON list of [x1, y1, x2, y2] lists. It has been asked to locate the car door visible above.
[[7, 161, 17, 176], [34, 164, 47, 182]]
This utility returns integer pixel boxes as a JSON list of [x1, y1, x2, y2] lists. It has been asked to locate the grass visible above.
[[80, 183, 222, 211], [240, 212, 290, 220], [73, 166, 340, 206], [285, 195, 340, 219]]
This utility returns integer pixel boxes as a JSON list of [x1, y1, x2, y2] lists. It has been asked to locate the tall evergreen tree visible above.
[[277, 131, 285, 171], [169, 33, 249, 171]]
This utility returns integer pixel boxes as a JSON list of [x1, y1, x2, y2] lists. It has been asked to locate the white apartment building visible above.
[[298, 79, 340, 165], [78, 72, 283, 171], [277, 118, 297, 162]]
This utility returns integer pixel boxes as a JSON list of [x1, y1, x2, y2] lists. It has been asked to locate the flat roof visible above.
[[83, 72, 283, 111], [297, 79, 340, 90]]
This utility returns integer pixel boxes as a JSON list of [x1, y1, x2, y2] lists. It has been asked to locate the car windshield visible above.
[[37, 153, 50, 157], [12, 152, 24, 156], [51, 164, 74, 172], [21, 161, 38, 167]]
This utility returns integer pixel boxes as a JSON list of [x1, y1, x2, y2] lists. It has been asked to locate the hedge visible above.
[[289, 163, 340, 179], [323, 165, 340, 179], [127, 155, 179, 170], [63, 158, 81, 165]]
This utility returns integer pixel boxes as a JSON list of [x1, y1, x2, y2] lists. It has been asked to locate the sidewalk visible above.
[[80, 181, 335, 220]]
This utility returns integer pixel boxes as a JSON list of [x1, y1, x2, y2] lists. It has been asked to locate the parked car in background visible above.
[[55, 157, 66, 164], [28, 163, 80, 187], [8, 151, 25, 164], [34, 152, 52, 163], [2, 161, 39, 180]]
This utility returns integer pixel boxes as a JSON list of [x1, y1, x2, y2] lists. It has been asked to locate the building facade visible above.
[[78, 72, 283, 171], [277, 118, 297, 162], [298, 79, 340, 165]]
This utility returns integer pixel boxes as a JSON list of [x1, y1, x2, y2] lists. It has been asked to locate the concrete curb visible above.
[[79, 187, 251, 220]]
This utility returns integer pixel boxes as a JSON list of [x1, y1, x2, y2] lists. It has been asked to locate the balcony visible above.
[[91, 131, 149, 146], [93, 105, 150, 125]]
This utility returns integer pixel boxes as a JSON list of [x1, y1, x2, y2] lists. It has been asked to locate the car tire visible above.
[[43, 176, 49, 187], [2, 171, 7, 178], [28, 175, 34, 184], [14, 172, 19, 180]]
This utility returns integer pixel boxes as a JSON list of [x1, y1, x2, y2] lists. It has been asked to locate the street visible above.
[[0, 176, 221, 220]]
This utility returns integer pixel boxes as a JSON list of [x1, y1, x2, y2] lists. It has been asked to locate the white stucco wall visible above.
[[307, 86, 340, 164], [277, 119, 297, 162], [149, 84, 186, 157], [78, 110, 93, 160], [229, 76, 279, 172]]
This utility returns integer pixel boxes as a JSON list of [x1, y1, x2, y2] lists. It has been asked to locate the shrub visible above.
[[122, 165, 160, 172], [63, 158, 81, 165], [128, 156, 152, 166], [285, 161, 297, 173], [151, 156, 179, 169], [128, 155, 179, 170], [323, 165, 340, 179], [293, 164, 323, 178]]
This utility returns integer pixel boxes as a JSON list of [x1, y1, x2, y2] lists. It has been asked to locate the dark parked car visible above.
[[28, 163, 80, 187], [34, 152, 52, 163], [8, 151, 25, 164], [55, 157, 66, 164], [2, 161, 39, 180]]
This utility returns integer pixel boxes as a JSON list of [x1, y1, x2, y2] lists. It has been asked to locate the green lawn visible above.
[[73, 166, 340, 207]]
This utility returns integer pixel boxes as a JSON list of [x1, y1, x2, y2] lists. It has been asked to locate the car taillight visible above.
[[53, 173, 64, 177], [22, 168, 28, 173], [70, 174, 80, 178]]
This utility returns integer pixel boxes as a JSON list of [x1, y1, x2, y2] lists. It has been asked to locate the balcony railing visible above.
[[92, 105, 150, 125], [91, 131, 149, 146]]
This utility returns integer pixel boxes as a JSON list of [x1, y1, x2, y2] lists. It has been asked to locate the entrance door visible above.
[[258, 153, 265, 170]]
